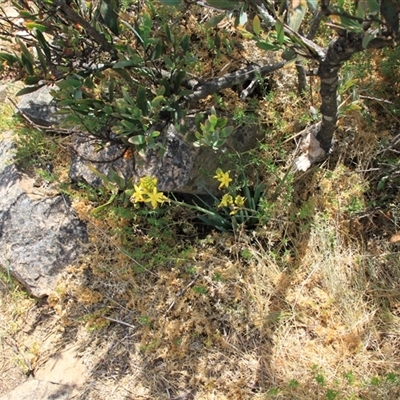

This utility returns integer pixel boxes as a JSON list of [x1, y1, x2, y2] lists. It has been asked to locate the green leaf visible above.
[[342, 102, 362, 111], [381, 0, 399, 32], [163, 55, 174, 69], [288, 0, 308, 33], [128, 135, 146, 145], [207, 0, 241, 10], [56, 79, 82, 90], [151, 40, 163, 60], [121, 119, 137, 131], [180, 34, 190, 53], [99, 0, 119, 35], [25, 22, 46, 32], [158, 0, 181, 6], [377, 176, 388, 191], [34, 45, 47, 73], [331, 8, 364, 32], [165, 24, 172, 43], [256, 41, 281, 51], [215, 116, 228, 129], [20, 54, 34, 75], [0, 52, 18, 64], [114, 68, 135, 85], [16, 37, 34, 65], [195, 113, 204, 131], [173, 70, 186, 93], [208, 114, 218, 128], [151, 95, 165, 108], [178, 89, 193, 97], [340, 78, 358, 93], [136, 85, 149, 115], [108, 169, 126, 189], [220, 126, 234, 138], [362, 30, 376, 48], [35, 30, 51, 60], [340, 16, 363, 32], [113, 60, 135, 68], [205, 13, 226, 29], [366, 0, 380, 15], [108, 76, 115, 102], [253, 15, 261, 35], [24, 75, 41, 85], [18, 10, 34, 18], [275, 20, 285, 45], [306, 0, 318, 11], [16, 85, 45, 96]]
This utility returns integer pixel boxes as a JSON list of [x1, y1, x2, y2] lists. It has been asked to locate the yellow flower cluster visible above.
[[214, 169, 245, 215], [218, 194, 246, 215], [130, 176, 169, 209]]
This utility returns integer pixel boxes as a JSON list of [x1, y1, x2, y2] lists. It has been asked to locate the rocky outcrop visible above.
[[16, 84, 261, 194], [0, 344, 88, 400], [69, 122, 260, 194], [0, 379, 78, 400], [69, 132, 135, 188], [17, 85, 61, 127], [0, 130, 88, 298], [135, 121, 259, 194]]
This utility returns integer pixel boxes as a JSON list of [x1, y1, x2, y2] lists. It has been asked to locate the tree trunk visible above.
[[316, 34, 364, 152], [316, 33, 390, 152]]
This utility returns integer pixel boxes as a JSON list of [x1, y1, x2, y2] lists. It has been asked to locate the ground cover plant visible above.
[[0, 0, 400, 399]]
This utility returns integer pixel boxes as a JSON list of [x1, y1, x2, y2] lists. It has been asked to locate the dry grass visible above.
[[16, 196, 397, 400]]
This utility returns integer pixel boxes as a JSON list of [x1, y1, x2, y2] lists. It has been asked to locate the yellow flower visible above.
[[131, 184, 146, 203], [144, 187, 169, 209], [139, 176, 158, 193], [218, 194, 233, 208], [214, 168, 232, 189], [214, 168, 224, 180], [234, 195, 245, 207]]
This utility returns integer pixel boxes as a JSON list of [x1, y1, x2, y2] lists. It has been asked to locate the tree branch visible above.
[[53, 0, 118, 59], [184, 60, 286, 103]]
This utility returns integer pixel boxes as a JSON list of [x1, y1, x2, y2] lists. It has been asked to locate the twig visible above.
[[375, 132, 400, 155], [359, 95, 395, 105], [82, 217, 159, 278], [282, 122, 321, 144], [4, 337, 34, 377], [103, 316, 136, 329], [164, 275, 199, 317], [240, 77, 259, 99]]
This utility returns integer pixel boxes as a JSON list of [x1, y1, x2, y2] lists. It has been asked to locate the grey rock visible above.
[[69, 132, 135, 188], [0, 343, 88, 400], [134, 121, 260, 193], [69, 121, 260, 194], [134, 123, 200, 192], [0, 131, 88, 298], [0, 379, 77, 400], [17, 85, 61, 126]]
